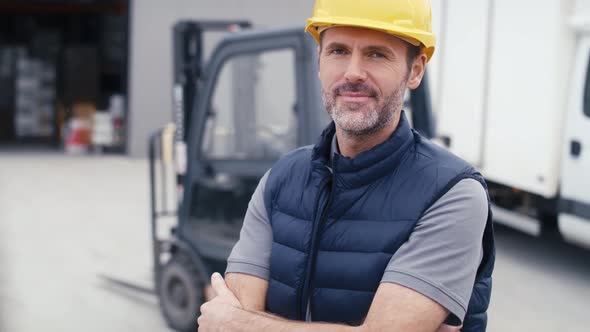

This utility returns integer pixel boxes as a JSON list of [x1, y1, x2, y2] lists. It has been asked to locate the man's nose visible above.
[[343, 53, 367, 83]]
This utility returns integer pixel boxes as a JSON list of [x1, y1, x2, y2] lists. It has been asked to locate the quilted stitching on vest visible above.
[[264, 114, 495, 329]]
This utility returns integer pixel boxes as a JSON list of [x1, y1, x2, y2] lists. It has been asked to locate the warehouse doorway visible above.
[[0, 0, 129, 153]]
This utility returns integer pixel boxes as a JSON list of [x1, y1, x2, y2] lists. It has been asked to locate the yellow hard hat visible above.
[[305, 0, 436, 61]]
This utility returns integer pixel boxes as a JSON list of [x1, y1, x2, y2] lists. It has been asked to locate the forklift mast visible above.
[[172, 20, 252, 144]]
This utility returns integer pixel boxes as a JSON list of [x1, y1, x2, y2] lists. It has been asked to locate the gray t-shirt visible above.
[[226, 141, 488, 324]]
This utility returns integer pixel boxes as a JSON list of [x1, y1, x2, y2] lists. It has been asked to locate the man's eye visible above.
[[330, 48, 346, 55], [369, 52, 386, 59]]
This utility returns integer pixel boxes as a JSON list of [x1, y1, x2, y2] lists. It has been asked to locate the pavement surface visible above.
[[1, 150, 589, 332], [0, 150, 171, 332]]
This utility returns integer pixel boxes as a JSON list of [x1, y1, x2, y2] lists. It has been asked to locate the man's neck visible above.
[[335, 113, 401, 159]]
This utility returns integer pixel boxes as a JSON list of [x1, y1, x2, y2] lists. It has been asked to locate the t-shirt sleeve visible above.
[[225, 170, 273, 280], [381, 178, 488, 326]]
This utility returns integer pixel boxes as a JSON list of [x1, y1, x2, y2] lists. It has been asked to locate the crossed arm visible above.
[[196, 178, 486, 331], [197, 272, 457, 332]]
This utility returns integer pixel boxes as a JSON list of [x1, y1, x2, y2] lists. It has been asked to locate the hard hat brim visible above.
[[306, 17, 435, 61]]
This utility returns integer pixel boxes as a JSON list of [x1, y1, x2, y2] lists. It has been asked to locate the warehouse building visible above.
[[0, 0, 318, 157]]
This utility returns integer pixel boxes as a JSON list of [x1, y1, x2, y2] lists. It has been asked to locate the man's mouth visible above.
[[338, 92, 374, 103]]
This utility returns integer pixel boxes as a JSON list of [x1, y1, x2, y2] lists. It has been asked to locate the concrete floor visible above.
[[0, 151, 589, 331], [0, 150, 171, 332]]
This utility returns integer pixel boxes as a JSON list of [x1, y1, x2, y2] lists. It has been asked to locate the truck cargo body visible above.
[[429, 0, 590, 248]]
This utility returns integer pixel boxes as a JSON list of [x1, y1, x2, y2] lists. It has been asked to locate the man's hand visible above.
[[197, 273, 242, 331], [436, 324, 462, 332], [198, 272, 463, 332]]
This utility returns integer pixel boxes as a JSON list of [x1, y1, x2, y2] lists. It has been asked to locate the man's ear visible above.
[[407, 53, 427, 90]]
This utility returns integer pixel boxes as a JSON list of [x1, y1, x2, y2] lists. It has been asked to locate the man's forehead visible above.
[[321, 26, 407, 48]]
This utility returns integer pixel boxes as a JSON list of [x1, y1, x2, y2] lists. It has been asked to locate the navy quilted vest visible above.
[[264, 113, 495, 331]]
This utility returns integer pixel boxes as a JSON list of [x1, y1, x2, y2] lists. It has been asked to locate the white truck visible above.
[[428, 0, 590, 248]]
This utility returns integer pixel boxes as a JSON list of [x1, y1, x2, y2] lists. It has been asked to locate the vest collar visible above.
[[312, 111, 415, 188]]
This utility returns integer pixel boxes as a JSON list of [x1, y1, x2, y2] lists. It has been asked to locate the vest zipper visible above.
[[297, 166, 335, 320]]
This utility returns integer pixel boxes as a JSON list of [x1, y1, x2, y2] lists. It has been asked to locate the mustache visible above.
[[333, 83, 378, 97]]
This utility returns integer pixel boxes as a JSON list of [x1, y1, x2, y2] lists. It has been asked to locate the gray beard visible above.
[[322, 83, 406, 138]]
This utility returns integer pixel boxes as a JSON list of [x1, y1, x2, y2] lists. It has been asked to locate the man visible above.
[[197, 0, 495, 331]]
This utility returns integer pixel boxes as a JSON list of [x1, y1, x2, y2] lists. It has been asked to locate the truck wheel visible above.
[[159, 254, 204, 332]]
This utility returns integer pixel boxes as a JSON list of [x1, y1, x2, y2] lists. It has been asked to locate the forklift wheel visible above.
[[159, 254, 204, 332]]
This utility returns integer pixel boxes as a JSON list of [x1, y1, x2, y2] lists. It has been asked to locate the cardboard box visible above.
[[14, 54, 56, 138], [72, 102, 96, 121]]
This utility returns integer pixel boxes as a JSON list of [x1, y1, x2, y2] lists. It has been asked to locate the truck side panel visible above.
[[428, 0, 445, 113], [482, 0, 574, 198], [561, 38, 590, 205], [435, 0, 491, 166], [575, 0, 590, 14], [559, 33, 590, 249]]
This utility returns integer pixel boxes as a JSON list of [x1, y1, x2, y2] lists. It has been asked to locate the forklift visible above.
[[149, 20, 436, 332]]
